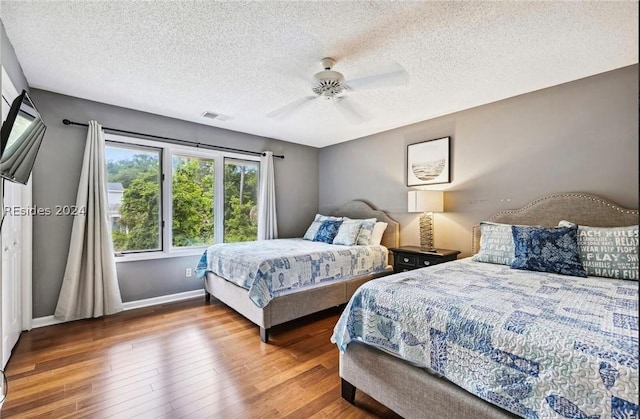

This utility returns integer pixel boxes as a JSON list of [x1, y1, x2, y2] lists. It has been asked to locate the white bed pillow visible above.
[[343, 217, 377, 245], [314, 214, 343, 222], [369, 222, 388, 246], [303, 221, 322, 240]]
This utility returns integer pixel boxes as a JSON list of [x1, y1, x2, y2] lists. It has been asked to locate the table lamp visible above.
[[408, 190, 444, 252]]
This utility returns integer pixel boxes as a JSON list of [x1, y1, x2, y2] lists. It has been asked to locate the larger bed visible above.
[[333, 193, 639, 418], [197, 200, 399, 343]]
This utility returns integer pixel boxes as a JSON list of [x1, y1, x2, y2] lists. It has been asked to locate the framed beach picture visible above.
[[407, 137, 450, 186]]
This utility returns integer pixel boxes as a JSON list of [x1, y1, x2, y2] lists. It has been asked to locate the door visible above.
[[1, 181, 23, 367]]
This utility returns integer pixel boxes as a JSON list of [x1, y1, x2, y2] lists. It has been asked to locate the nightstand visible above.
[[389, 246, 461, 273]]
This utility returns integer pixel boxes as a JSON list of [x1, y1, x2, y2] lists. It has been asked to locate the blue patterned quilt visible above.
[[332, 258, 639, 418], [196, 238, 388, 308]]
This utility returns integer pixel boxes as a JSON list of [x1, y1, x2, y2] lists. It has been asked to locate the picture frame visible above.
[[407, 136, 450, 186]]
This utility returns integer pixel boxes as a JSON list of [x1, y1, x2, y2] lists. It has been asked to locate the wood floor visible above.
[[3, 298, 402, 418]]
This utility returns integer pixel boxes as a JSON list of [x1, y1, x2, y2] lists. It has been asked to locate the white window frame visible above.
[[106, 141, 164, 255], [105, 133, 260, 262]]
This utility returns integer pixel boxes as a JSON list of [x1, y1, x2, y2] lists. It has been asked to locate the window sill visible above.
[[114, 248, 206, 263]]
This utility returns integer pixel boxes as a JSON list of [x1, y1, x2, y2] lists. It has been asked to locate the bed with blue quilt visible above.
[[333, 193, 639, 419], [196, 238, 389, 309], [197, 200, 399, 343]]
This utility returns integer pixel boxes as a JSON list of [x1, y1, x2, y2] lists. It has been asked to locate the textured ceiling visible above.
[[1, 1, 637, 148]]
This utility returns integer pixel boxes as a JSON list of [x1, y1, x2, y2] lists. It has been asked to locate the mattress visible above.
[[196, 238, 388, 308], [332, 258, 639, 418]]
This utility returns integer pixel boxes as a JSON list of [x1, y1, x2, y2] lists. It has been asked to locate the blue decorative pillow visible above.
[[333, 221, 362, 246], [511, 225, 587, 277], [313, 220, 343, 244]]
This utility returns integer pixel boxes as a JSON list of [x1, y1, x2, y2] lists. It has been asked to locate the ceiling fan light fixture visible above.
[[312, 69, 345, 99], [312, 78, 344, 98]]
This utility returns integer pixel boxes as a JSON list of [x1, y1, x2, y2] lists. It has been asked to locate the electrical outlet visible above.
[[185, 268, 192, 278]]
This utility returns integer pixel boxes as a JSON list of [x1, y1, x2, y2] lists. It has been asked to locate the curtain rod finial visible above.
[[63, 119, 71, 125]]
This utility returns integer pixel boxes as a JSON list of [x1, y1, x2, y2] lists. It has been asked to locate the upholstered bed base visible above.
[[340, 342, 517, 418], [205, 268, 392, 342]]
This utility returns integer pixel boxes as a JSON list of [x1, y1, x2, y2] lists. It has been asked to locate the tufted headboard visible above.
[[472, 193, 639, 254]]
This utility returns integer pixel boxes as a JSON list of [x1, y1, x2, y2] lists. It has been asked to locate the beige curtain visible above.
[[257, 151, 278, 240], [54, 121, 122, 321]]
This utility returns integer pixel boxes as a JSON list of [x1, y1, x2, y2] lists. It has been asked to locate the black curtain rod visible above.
[[62, 119, 284, 159]]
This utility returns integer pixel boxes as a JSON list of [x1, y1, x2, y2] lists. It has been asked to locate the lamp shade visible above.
[[408, 190, 444, 213]]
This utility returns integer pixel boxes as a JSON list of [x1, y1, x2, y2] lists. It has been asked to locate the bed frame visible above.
[[204, 200, 400, 343], [340, 192, 638, 419]]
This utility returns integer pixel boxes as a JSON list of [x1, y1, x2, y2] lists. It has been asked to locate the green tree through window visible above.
[[224, 159, 258, 243], [106, 146, 161, 252], [172, 156, 214, 247]]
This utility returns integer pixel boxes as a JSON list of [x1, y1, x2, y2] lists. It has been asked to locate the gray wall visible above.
[[319, 65, 639, 257], [30, 89, 319, 317]]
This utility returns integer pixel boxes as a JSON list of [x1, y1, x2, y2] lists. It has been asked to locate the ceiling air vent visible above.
[[201, 111, 232, 121]]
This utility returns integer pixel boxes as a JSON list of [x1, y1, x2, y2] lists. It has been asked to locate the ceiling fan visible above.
[[267, 57, 409, 123]]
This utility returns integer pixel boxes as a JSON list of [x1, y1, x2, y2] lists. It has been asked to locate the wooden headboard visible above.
[[472, 193, 639, 254], [331, 200, 400, 250]]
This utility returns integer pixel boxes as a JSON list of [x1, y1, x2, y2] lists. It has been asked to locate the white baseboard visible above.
[[31, 315, 66, 329], [122, 289, 205, 311], [30, 289, 205, 329]]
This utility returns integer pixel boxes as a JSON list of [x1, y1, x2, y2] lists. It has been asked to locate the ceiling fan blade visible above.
[[335, 97, 368, 124], [345, 61, 409, 91], [266, 96, 317, 119], [267, 57, 315, 85]]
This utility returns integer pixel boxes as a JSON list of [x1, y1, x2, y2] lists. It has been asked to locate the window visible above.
[[105, 144, 162, 253], [172, 155, 215, 247], [104, 134, 260, 260], [224, 159, 259, 243]]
